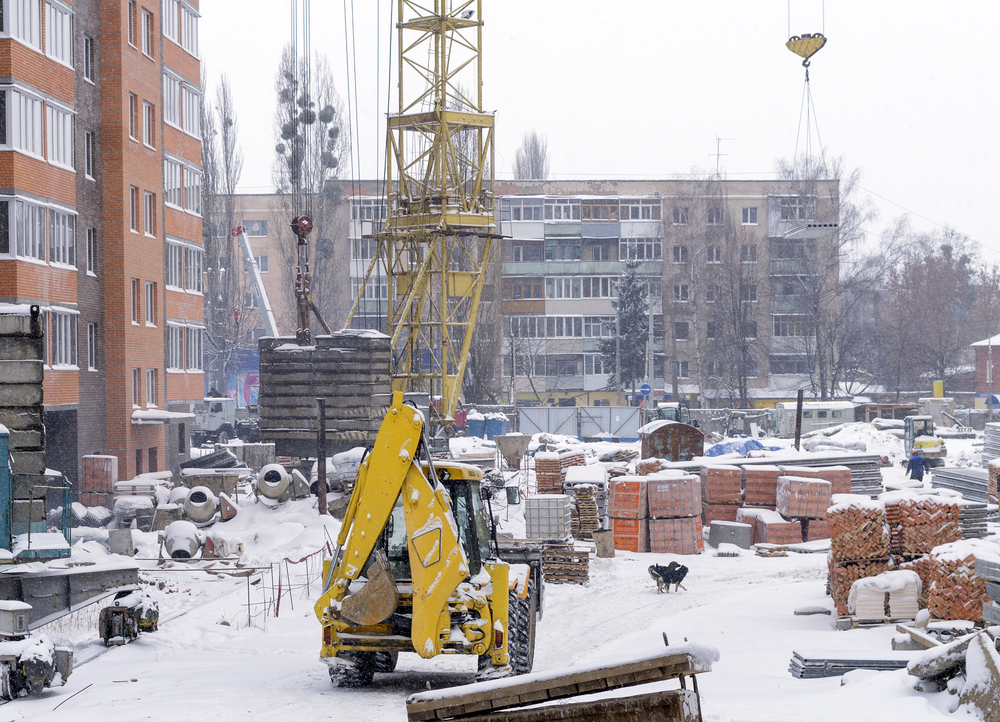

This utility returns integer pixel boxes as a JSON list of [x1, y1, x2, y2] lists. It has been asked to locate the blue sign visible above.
[[640, 383, 652, 396]]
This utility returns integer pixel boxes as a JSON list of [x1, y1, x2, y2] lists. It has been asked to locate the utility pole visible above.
[[615, 309, 621, 407]]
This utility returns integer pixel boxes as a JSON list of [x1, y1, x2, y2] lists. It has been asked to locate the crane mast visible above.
[[347, 0, 498, 426]]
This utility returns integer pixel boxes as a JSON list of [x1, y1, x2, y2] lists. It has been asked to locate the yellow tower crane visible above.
[[346, 0, 498, 427]]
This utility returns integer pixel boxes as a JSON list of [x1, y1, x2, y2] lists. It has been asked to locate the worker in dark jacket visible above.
[[906, 450, 931, 482]]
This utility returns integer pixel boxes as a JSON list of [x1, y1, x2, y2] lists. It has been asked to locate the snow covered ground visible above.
[[5, 424, 996, 721]]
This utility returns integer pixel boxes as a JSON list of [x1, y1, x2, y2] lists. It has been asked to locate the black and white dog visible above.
[[648, 561, 689, 594]]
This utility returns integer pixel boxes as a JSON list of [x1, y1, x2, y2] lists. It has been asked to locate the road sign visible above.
[[640, 384, 652, 396]]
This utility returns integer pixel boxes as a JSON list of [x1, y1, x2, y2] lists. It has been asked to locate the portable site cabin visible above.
[[773, 401, 856, 437]]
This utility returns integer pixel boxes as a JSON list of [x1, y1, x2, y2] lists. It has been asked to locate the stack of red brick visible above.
[[647, 472, 704, 555], [736, 507, 803, 546], [700, 465, 742, 525], [80, 455, 118, 510], [635, 458, 664, 476], [776, 476, 831, 525], [827, 498, 890, 615], [609, 473, 704, 554], [533, 452, 563, 494], [885, 494, 962, 558], [925, 541, 992, 621]]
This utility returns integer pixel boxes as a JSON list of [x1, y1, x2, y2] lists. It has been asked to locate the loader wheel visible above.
[[508, 584, 537, 676], [329, 652, 375, 687], [372, 651, 398, 673]]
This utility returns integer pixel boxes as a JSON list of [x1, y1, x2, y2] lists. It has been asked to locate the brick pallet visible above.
[[829, 558, 891, 616], [828, 501, 889, 563], [534, 452, 563, 494], [897, 555, 934, 607], [780, 465, 852, 496], [635, 459, 663, 476], [743, 465, 780, 507], [610, 517, 648, 553], [609, 477, 647, 519], [700, 465, 742, 504], [541, 544, 590, 585], [885, 495, 961, 557], [702, 503, 740, 525], [776, 476, 831, 519], [804, 519, 831, 541], [927, 542, 992, 621], [736, 507, 801, 546], [646, 474, 700, 518], [569, 485, 600, 540], [81, 455, 118, 510], [649, 517, 704, 555]]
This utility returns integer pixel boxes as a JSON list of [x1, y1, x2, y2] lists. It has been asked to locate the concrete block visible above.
[[0, 409, 43, 431], [7, 429, 43, 449], [9, 451, 45, 475], [709, 520, 754, 549], [0, 360, 43, 384], [108, 529, 135, 557], [0, 336, 43, 360], [0, 384, 42, 406], [0, 313, 34, 336], [12, 499, 45, 524]]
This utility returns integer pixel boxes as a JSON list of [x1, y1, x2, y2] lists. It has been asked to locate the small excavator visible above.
[[313, 393, 542, 686]]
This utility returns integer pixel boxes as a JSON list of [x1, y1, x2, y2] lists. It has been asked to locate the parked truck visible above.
[[313, 392, 542, 686], [191, 396, 259, 445]]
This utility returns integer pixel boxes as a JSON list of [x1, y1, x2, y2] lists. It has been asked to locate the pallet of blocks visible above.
[[559, 449, 587, 480], [646, 472, 704, 555], [649, 516, 704, 555], [564, 465, 609, 524], [827, 496, 891, 616], [700, 464, 741, 525], [736, 507, 802, 547], [533, 452, 563, 494], [541, 543, 590, 585], [609, 476, 648, 552], [848, 570, 921, 622], [987, 458, 1000, 506], [743, 465, 780, 507], [926, 540, 995, 621], [975, 557, 1000, 625], [567, 485, 601, 541], [776, 476, 831, 520], [828, 556, 890, 617], [780, 465, 852, 496], [882, 491, 962, 557]]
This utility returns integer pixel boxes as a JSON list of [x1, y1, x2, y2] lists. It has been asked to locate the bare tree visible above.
[[513, 130, 549, 180], [202, 74, 255, 394], [272, 48, 351, 332]]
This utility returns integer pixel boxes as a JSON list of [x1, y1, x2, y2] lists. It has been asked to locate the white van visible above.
[[773, 401, 855, 437]]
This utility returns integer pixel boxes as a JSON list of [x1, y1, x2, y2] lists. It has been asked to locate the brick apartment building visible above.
[[0, 0, 204, 486]]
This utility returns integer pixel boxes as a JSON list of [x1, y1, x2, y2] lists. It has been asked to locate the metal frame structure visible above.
[[347, 0, 498, 425]]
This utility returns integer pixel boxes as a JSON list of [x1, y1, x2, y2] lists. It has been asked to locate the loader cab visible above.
[[380, 462, 493, 581]]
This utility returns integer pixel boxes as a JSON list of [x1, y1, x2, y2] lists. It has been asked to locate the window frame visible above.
[[742, 206, 758, 225], [185, 325, 203, 370], [48, 208, 75, 267], [166, 323, 183, 370], [741, 244, 757, 264], [11, 0, 42, 49], [707, 206, 723, 226], [132, 367, 140, 407], [162, 72, 181, 127], [144, 280, 156, 325], [181, 84, 200, 138], [162, 0, 180, 43], [183, 166, 201, 214], [672, 206, 688, 226], [181, 3, 199, 57], [671, 245, 688, 264], [86, 227, 96, 275], [184, 246, 203, 293], [46, 102, 74, 169], [128, 92, 138, 140], [673, 321, 690, 340], [49, 309, 77, 368], [87, 322, 97, 370], [83, 35, 94, 83], [129, 186, 138, 232], [144, 191, 155, 236], [706, 245, 721, 264], [127, 0, 137, 48], [131, 278, 139, 323], [45, 1, 73, 67], [84, 130, 94, 178], [145, 367, 156, 406], [142, 101, 155, 148], [141, 8, 153, 57]]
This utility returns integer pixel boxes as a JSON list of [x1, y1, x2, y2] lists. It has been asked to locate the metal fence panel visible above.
[[550, 408, 577, 436], [519, 408, 549, 436], [580, 407, 611, 438], [610, 407, 642, 440], [518, 407, 578, 437]]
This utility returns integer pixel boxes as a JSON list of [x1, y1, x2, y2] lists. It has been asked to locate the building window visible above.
[[86, 228, 96, 273], [87, 322, 97, 370], [184, 247, 203, 292], [674, 360, 690, 379], [350, 199, 386, 221], [244, 220, 268, 236], [46, 104, 73, 168], [706, 361, 718, 377], [84, 131, 94, 178], [128, 93, 138, 140], [592, 244, 609, 262], [619, 237, 661, 261], [131, 278, 139, 322], [707, 207, 723, 225], [707, 321, 720, 339], [780, 197, 814, 221], [183, 167, 201, 214], [162, 0, 179, 42], [740, 285, 758, 303], [146, 368, 156, 405], [149, 447, 157, 472], [742, 322, 757, 339], [504, 278, 543, 300], [584, 316, 611, 337], [83, 36, 94, 81], [12, 0, 41, 48], [351, 238, 377, 260], [741, 244, 757, 263], [543, 198, 579, 221], [706, 284, 720, 303], [254, 255, 268, 273], [186, 326, 203, 370], [15, 200, 46, 260], [163, 74, 181, 126], [672, 245, 688, 263], [163, 159, 181, 207], [581, 199, 618, 221], [706, 245, 721, 264], [584, 354, 605, 376], [770, 355, 810, 374], [620, 198, 661, 220], [50, 311, 77, 367], [773, 315, 813, 337], [132, 368, 140, 406], [674, 322, 689, 340], [672, 206, 688, 225], [350, 278, 388, 301], [45, 2, 73, 66], [673, 284, 689, 302], [129, 186, 138, 231], [545, 316, 584, 338], [511, 244, 540, 262], [742, 206, 758, 225], [181, 4, 199, 56], [167, 324, 183, 369], [746, 358, 758, 378], [182, 85, 200, 137], [141, 9, 153, 57], [144, 281, 156, 325], [165, 242, 182, 287], [135, 448, 142, 474], [142, 102, 154, 147], [11, 90, 43, 157], [144, 191, 155, 235], [504, 198, 543, 221], [48, 209, 75, 266]]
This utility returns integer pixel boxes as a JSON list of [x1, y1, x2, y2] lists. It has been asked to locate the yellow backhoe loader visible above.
[[314, 392, 542, 686]]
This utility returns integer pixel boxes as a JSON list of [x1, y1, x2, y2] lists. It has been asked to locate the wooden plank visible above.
[[895, 624, 943, 649]]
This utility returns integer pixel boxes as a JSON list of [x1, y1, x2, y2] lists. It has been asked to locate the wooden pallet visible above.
[[405, 648, 709, 721], [541, 545, 590, 585]]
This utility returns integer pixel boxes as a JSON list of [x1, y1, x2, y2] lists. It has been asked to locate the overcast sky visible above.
[[201, 1, 1000, 259]]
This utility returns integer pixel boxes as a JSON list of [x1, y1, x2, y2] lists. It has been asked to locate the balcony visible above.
[[502, 260, 662, 276]]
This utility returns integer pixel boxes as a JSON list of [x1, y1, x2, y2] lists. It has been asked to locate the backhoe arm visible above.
[[314, 393, 469, 659]]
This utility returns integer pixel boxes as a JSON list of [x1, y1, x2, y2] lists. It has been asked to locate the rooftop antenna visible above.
[[711, 136, 732, 177]]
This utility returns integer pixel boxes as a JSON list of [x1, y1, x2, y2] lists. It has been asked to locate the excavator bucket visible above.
[[340, 550, 399, 627]]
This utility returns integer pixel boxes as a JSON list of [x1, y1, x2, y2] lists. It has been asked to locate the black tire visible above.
[[217, 427, 232, 444], [372, 651, 398, 673], [507, 585, 536, 676], [328, 652, 375, 687]]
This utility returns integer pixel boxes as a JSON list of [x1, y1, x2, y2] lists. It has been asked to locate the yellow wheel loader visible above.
[[314, 393, 542, 687]]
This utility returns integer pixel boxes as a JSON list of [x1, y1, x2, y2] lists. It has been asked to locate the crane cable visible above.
[[785, 2, 827, 163]]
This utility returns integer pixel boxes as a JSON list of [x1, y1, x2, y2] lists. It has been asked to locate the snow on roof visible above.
[[332, 328, 389, 339], [131, 408, 195, 425], [972, 334, 1000, 347], [0, 304, 33, 315]]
